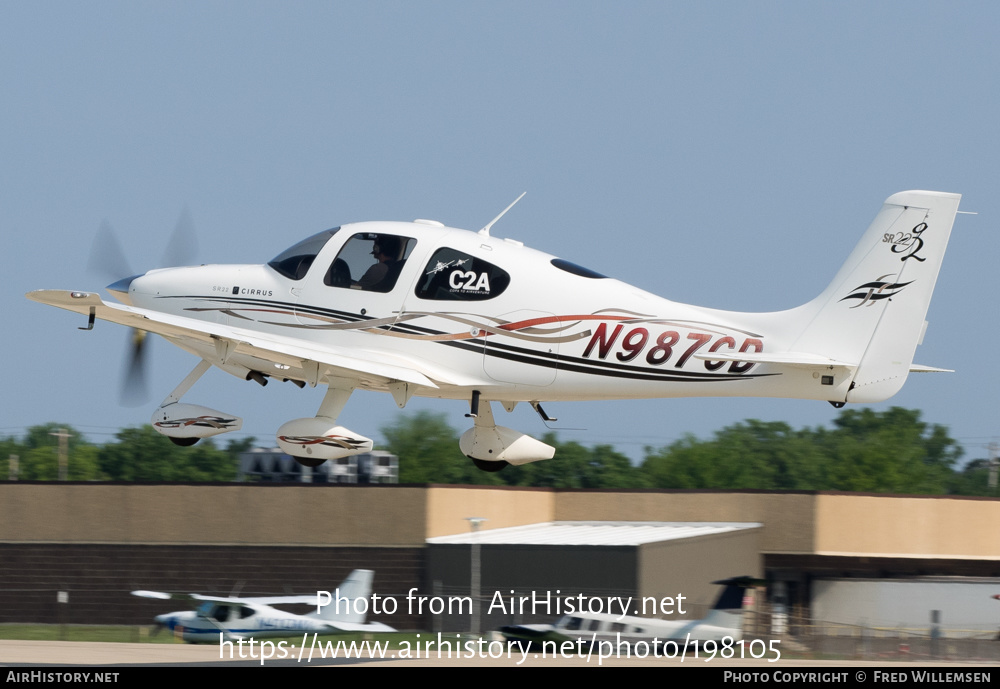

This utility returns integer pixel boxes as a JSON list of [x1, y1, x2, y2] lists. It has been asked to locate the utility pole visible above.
[[466, 517, 487, 635], [49, 428, 71, 481], [989, 442, 998, 492]]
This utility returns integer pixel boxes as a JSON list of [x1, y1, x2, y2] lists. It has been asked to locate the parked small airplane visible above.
[[132, 569, 393, 643], [28, 190, 961, 472], [498, 576, 762, 648]]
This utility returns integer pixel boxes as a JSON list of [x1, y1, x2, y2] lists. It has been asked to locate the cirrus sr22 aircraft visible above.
[[132, 569, 393, 643], [28, 190, 960, 472]]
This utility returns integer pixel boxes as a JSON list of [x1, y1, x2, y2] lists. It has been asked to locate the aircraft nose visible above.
[[106, 274, 143, 305]]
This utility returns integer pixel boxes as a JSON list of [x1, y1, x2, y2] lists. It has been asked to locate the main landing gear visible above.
[[460, 391, 555, 472], [150, 360, 243, 445], [275, 385, 373, 468]]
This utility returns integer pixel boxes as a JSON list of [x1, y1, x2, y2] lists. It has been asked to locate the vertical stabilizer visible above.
[[313, 569, 374, 624], [789, 191, 960, 403], [683, 576, 759, 637]]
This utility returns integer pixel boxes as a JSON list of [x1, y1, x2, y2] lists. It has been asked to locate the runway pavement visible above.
[[2, 640, 995, 668]]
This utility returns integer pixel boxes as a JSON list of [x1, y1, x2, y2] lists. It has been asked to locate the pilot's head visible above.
[[372, 235, 402, 261]]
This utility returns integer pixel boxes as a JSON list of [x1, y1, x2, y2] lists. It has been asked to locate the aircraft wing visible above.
[[132, 590, 184, 601], [130, 590, 263, 605], [131, 590, 328, 605], [27, 289, 481, 389]]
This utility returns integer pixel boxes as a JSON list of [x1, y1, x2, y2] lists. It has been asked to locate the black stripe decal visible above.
[[165, 296, 775, 384]]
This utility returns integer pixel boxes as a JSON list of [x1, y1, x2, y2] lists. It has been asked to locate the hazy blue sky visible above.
[[4, 2, 998, 464]]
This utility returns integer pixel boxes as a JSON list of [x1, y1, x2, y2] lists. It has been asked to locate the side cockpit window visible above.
[[267, 228, 340, 280], [325, 232, 416, 293], [415, 248, 510, 301]]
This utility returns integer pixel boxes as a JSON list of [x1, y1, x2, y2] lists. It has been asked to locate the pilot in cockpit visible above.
[[355, 235, 402, 291]]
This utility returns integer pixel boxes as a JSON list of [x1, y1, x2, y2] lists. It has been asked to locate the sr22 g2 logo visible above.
[[883, 222, 928, 263], [582, 323, 763, 374]]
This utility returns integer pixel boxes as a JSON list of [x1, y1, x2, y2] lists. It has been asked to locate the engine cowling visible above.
[[459, 425, 555, 466], [151, 403, 243, 440], [276, 418, 373, 461]]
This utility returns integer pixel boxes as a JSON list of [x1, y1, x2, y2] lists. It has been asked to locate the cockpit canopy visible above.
[[267, 228, 341, 280], [267, 225, 608, 298]]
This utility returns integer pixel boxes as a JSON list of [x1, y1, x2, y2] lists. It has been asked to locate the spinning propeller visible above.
[[86, 210, 198, 406]]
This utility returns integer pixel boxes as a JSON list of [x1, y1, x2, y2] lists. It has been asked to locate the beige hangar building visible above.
[[0, 483, 997, 635]]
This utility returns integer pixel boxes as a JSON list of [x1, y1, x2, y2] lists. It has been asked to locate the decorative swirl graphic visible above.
[[153, 416, 239, 430], [839, 274, 913, 308], [277, 435, 369, 450]]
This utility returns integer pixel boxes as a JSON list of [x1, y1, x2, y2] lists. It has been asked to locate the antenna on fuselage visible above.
[[479, 192, 526, 237]]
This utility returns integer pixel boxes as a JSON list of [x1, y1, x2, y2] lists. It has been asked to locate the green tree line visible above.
[[0, 423, 252, 481], [1, 408, 995, 495], [384, 407, 995, 496]]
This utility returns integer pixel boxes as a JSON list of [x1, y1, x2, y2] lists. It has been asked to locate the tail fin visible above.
[[710, 576, 758, 611], [313, 569, 374, 624], [789, 190, 961, 403], [697, 576, 760, 630]]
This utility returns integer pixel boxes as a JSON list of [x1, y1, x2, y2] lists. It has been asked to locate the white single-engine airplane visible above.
[[498, 576, 763, 650], [28, 190, 960, 472], [132, 569, 394, 643]]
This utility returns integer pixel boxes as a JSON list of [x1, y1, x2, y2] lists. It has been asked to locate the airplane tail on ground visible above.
[[312, 569, 374, 624], [697, 575, 761, 630], [776, 190, 961, 403]]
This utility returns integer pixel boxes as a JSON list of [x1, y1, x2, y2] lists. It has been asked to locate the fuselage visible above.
[[501, 609, 745, 647], [116, 220, 844, 404], [156, 602, 331, 643]]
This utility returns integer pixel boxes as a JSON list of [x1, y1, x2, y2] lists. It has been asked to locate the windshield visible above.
[[267, 228, 340, 280]]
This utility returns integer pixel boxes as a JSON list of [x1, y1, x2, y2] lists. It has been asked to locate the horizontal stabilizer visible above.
[[692, 351, 854, 369], [327, 621, 396, 633], [909, 364, 954, 373]]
